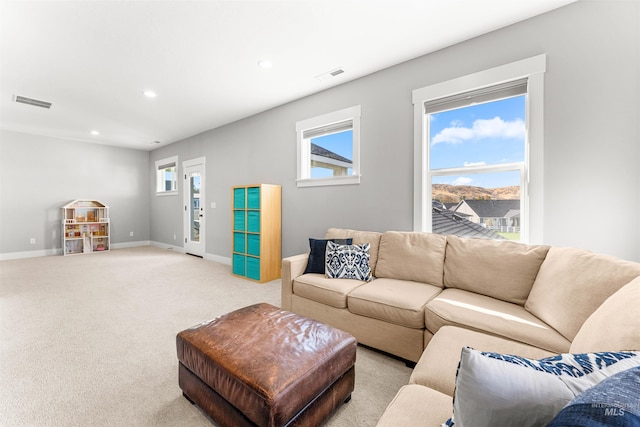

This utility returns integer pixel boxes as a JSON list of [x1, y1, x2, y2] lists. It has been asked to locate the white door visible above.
[[183, 158, 206, 257]]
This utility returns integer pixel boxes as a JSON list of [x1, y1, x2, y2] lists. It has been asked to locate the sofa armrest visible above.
[[281, 253, 309, 311]]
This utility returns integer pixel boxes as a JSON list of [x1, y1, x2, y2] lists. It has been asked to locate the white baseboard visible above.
[[1, 242, 233, 264], [111, 240, 151, 250], [0, 248, 62, 261], [205, 253, 231, 265], [1, 241, 151, 261]]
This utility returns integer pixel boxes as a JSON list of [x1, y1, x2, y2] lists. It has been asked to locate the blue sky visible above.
[[312, 130, 353, 159], [430, 95, 525, 188], [310, 130, 353, 178]]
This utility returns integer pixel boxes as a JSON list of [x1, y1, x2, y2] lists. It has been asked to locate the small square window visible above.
[[155, 156, 178, 195], [296, 106, 361, 187]]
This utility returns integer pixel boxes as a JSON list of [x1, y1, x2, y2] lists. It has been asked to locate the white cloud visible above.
[[432, 116, 525, 146], [452, 176, 473, 185], [464, 161, 486, 167]]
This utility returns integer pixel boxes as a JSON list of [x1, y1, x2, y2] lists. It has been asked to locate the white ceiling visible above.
[[1, 0, 575, 151]]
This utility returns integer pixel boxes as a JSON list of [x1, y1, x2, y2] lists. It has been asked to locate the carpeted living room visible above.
[[0, 247, 411, 425], [2, 1, 640, 426]]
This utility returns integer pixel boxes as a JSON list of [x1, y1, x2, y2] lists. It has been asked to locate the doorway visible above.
[[183, 157, 206, 257]]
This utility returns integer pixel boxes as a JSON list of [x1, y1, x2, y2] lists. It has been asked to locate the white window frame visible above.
[[296, 105, 361, 188], [155, 155, 178, 196], [412, 55, 546, 244]]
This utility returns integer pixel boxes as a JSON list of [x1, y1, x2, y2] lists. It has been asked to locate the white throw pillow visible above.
[[325, 241, 372, 281], [450, 347, 640, 427]]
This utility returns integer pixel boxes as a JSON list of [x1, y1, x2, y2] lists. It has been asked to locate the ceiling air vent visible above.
[[14, 95, 52, 109], [315, 68, 345, 82]]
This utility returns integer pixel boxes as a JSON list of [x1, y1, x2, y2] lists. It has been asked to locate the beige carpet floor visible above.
[[0, 246, 411, 426]]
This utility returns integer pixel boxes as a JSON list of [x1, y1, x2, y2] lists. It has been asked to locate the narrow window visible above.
[[428, 82, 526, 241], [296, 106, 361, 187], [413, 55, 546, 243]]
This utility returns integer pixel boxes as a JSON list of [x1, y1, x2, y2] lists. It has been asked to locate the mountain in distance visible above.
[[433, 184, 520, 204]]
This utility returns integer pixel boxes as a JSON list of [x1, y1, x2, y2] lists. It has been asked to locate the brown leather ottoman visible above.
[[176, 303, 357, 427]]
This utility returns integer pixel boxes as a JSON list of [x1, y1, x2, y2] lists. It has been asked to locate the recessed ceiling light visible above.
[[257, 60, 273, 69], [90, 130, 100, 136], [143, 90, 157, 98]]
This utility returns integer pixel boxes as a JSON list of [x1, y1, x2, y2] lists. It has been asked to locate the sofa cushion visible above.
[[376, 384, 453, 427], [325, 241, 372, 281], [453, 347, 640, 427], [374, 231, 446, 287], [411, 325, 555, 397], [325, 228, 382, 274], [425, 288, 570, 353], [570, 276, 640, 353], [443, 235, 549, 305], [525, 246, 640, 341], [293, 274, 366, 308], [303, 238, 352, 274], [347, 278, 441, 329]]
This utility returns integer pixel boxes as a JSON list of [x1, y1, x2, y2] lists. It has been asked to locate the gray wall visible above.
[[2, 1, 639, 262], [0, 130, 150, 256], [149, 0, 640, 262]]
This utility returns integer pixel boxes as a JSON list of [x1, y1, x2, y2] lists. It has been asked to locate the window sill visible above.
[[156, 191, 178, 196], [296, 175, 361, 188]]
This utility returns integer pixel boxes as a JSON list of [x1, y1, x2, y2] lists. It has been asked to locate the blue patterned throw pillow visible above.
[[325, 241, 372, 281], [451, 347, 640, 427], [547, 366, 640, 426], [441, 417, 455, 427]]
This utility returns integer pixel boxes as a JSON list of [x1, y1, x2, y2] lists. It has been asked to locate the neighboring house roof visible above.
[[454, 199, 520, 218], [432, 201, 504, 240], [310, 143, 352, 164], [504, 209, 520, 219]]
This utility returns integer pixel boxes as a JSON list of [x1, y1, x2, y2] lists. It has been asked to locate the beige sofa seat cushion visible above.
[[293, 274, 366, 309], [347, 278, 441, 328], [425, 288, 570, 353], [525, 246, 640, 341], [410, 325, 556, 397], [375, 231, 447, 287], [443, 235, 549, 305], [326, 228, 383, 273], [376, 384, 453, 427], [570, 276, 640, 353]]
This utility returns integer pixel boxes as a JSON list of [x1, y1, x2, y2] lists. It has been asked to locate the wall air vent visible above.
[[315, 68, 345, 82], [14, 95, 52, 109]]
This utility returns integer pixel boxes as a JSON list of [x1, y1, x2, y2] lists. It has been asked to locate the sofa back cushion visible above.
[[525, 247, 640, 341], [375, 231, 446, 287], [569, 276, 640, 353], [325, 228, 383, 274], [443, 235, 549, 305]]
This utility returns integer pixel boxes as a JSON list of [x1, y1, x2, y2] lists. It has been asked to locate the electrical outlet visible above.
[[30, 238, 36, 244], [130, 231, 134, 237], [173, 234, 177, 240]]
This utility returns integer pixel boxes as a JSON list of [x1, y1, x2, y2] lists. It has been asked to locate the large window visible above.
[[155, 156, 178, 195], [413, 55, 546, 243], [296, 105, 361, 187]]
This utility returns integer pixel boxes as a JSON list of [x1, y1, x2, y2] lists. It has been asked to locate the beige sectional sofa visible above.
[[280, 228, 640, 426]]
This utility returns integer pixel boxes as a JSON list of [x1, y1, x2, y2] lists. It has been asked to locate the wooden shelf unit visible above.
[[61, 199, 110, 256], [231, 184, 281, 283]]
